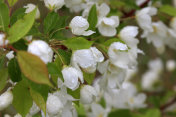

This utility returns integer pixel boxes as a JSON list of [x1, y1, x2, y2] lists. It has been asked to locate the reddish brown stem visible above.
[[122, 0, 150, 18], [160, 97, 176, 111]]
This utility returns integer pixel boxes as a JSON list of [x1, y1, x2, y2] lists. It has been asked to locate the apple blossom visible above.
[[46, 94, 63, 115], [44, 0, 65, 11], [80, 85, 97, 104], [62, 66, 83, 90], [24, 3, 40, 19], [98, 16, 119, 37], [27, 40, 53, 64], [69, 16, 95, 36]]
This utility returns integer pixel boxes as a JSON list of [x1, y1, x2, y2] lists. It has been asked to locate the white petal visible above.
[[82, 30, 95, 36], [98, 25, 117, 37], [98, 3, 110, 17], [90, 47, 104, 63], [0, 91, 13, 111]]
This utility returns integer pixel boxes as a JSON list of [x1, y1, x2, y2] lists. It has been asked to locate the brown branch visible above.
[[122, 0, 150, 18], [160, 97, 176, 111]]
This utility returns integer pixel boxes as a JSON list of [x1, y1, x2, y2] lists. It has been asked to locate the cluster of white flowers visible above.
[[3, 0, 176, 116]]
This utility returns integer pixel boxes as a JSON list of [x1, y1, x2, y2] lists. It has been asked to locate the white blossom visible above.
[[0, 91, 13, 111], [136, 7, 157, 37], [70, 16, 95, 36], [108, 42, 136, 69], [44, 0, 65, 11], [27, 40, 53, 64], [0, 33, 8, 46], [87, 103, 109, 117], [24, 3, 40, 19], [62, 66, 83, 90], [166, 60, 176, 72], [104, 82, 146, 109], [98, 16, 119, 37], [46, 94, 63, 115], [72, 47, 104, 73], [144, 21, 168, 54], [80, 85, 97, 104], [64, 0, 85, 13], [141, 58, 163, 90]]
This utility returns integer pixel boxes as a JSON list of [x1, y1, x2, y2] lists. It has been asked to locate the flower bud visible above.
[[28, 40, 53, 64], [0, 91, 13, 111]]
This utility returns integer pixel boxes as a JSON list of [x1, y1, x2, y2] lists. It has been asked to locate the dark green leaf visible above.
[[88, 4, 98, 31], [8, 58, 22, 82], [12, 39, 27, 50], [10, 8, 25, 25], [44, 11, 59, 34], [108, 109, 132, 117]]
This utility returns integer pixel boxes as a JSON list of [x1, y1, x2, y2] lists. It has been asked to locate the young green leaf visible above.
[[8, 58, 22, 82], [7, 0, 18, 7], [83, 71, 95, 85], [8, 8, 37, 43], [62, 37, 93, 50], [159, 5, 176, 16], [0, 68, 8, 92], [17, 51, 53, 87], [30, 88, 46, 114], [12, 81, 33, 117], [0, 3, 10, 31], [88, 4, 98, 31]]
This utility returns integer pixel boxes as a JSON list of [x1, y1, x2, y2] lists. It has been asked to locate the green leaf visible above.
[[47, 62, 61, 75], [67, 87, 81, 105], [145, 109, 161, 117], [88, 4, 98, 31], [0, 3, 10, 31], [12, 80, 33, 117], [12, 39, 28, 50], [30, 88, 46, 114], [83, 71, 95, 85], [159, 5, 176, 16], [44, 11, 60, 34], [17, 51, 53, 87], [63, 37, 93, 50], [0, 55, 6, 70], [0, 68, 8, 92], [10, 8, 25, 25], [8, 8, 37, 43], [8, 58, 22, 82], [26, 77, 49, 101], [57, 49, 71, 65], [7, 0, 18, 7]]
